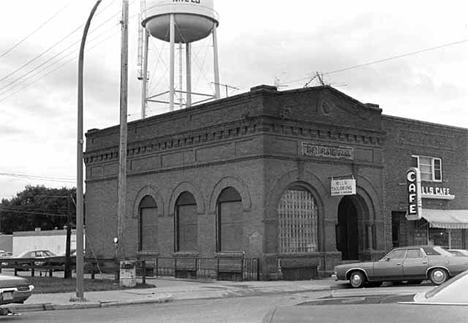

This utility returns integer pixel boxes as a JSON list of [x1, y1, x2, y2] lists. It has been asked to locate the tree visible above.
[[0, 185, 76, 234]]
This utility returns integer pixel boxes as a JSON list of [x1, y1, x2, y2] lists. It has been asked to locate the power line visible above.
[[0, 26, 120, 103], [0, 0, 119, 86], [0, 1, 72, 60], [0, 10, 122, 96], [0, 3, 137, 102], [288, 37, 468, 87], [0, 172, 75, 183], [0, 207, 69, 218], [325, 38, 468, 76]]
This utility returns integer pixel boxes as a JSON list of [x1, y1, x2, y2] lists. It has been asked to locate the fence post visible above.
[[155, 257, 159, 277], [141, 260, 146, 285], [256, 258, 260, 281], [240, 257, 244, 281]]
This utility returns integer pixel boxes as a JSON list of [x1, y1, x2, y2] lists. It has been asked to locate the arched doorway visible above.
[[336, 196, 359, 260]]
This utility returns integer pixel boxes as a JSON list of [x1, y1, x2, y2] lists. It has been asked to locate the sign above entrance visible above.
[[406, 167, 422, 220], [331, 179, 356, 196], [301, 142, 354, 160]]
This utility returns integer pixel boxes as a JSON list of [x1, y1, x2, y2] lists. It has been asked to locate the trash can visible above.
[[120, 260, 136, 287]]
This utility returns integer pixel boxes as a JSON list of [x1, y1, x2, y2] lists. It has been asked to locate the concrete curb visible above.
[[2, 283, 340, 313], [5, 294, 174, 313]]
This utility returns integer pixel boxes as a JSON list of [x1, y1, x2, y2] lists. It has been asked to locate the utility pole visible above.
[[77, 0, 102, 300], [64, 194, 72, 279], [117, 0, 129, 261]]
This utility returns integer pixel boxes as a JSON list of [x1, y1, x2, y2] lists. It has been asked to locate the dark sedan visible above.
[[0, 274, 34, 305], [332, 245, 468, 288]]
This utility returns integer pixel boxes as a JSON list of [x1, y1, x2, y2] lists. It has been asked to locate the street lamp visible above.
[[76, 0, 102, 301]]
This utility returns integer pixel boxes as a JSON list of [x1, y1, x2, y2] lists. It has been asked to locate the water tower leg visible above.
[[169, 13, 175, 111], [212, 24, 220, 99], [141, 29, 149, 119], [186, 43, 192, 108]]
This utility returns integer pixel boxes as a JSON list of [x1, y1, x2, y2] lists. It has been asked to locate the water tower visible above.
[[139, 0, 220, 116]]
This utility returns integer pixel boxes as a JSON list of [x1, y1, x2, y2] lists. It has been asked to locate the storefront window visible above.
[[277, 186, 318, 253], [428, 228, 449, 248]]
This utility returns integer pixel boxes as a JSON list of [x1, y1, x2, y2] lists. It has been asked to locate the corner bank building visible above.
[[84, 85, 468, 280]]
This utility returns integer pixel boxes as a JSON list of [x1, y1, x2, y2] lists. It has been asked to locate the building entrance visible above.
[[336, 196, 359, 260]]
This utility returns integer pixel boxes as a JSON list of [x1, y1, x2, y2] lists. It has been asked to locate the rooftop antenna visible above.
[[304, 72, 327, 88], [211, 82, 239, 98], [274, 74, 288, 89]]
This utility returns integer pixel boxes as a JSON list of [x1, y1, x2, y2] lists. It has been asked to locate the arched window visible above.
[[175, 192, 198, 252], [216, 187, 243, 252], [139, 196, 158, 251], [277, 186, 318, 253]]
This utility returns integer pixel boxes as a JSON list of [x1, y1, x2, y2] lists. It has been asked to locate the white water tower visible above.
[[139, 0, 220, 116]]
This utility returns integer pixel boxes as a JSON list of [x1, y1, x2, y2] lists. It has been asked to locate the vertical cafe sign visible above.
[[406, 167, 422, 220]]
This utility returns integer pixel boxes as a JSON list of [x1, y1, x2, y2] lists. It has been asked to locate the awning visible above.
[[422, 209, 468, 229]]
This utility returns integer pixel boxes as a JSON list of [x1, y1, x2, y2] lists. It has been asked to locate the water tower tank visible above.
[[142, 0, 219, 43]]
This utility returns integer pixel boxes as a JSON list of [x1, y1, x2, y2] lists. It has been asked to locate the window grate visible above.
[[278, 189, 318, 253]]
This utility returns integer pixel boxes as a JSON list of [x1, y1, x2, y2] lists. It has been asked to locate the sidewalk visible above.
[[5, 277, 345, 313]]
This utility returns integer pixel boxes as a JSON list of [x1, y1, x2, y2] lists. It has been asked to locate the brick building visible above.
[[84, 85, 468, 280]]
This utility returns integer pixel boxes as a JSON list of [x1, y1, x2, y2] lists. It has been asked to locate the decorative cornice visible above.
[[84, 118, 384, 166]]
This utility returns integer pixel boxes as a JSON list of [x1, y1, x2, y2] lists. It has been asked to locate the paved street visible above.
[[2, 280, 441, 323], [3, 290, 332, 323]]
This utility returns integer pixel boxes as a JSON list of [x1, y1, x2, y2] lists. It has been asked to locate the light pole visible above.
[[76, 0, 102, 301]]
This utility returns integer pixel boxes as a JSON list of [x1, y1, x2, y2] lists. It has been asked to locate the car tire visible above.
[[349, 271, 366, 288], [429, 268, 448, 285]]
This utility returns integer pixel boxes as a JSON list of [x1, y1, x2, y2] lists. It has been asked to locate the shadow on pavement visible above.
[[297, 294, 415, 305]]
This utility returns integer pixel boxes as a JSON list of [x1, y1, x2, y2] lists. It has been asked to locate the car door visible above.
[[402, 248, 428, 279], [373, 249, 406, 280]]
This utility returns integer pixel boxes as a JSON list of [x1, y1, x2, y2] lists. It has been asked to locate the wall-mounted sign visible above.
[[421, 186, 455, 200], [301, 142, 354, 160], [331, 179, 356, 196], [406, 167, 422, 220]]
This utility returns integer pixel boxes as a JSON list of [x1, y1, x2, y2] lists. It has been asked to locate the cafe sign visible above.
[[331, 179, 356, 196], [407, 167, 422, 220]]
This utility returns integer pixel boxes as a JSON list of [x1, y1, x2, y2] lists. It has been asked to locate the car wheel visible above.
[[429, 268, 448, 285], [349, 271, 366, 288]]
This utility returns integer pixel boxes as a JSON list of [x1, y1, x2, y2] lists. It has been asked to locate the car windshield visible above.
[[17, 251, 30, 258]]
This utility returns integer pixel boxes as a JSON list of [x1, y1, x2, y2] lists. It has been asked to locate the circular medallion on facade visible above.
[[320, 99, 333, 116]]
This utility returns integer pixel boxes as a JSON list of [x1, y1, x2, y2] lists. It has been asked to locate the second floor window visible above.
[[412, 155, 442, 182]]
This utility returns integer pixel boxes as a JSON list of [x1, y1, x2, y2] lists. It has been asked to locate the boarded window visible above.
[[139, 196, 158, 251], [278, 187, 318, 253], [217, 187, 243, 252], [176, 192, 198, 252]]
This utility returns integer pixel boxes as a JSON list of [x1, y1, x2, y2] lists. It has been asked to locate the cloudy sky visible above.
[[1, 0, 467, 199]]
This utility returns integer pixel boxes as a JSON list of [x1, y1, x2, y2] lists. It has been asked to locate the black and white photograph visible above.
[[0, 0, 468, 322]]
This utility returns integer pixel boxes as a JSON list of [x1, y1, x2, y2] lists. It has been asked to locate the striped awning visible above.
[[422, 209, 468, 230]]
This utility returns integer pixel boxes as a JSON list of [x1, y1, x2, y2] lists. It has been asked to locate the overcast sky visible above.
[[1, 0, 467, 199]]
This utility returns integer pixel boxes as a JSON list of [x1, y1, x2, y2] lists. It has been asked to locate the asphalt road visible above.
[[264, 304, 468, 323], [3, 291, 331, 323], [0, 283, 445, 323]]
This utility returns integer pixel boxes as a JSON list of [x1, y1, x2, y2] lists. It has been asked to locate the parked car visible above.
[[332, 245, 468, 288], [7, 249, 57, 270], [447, 249, 468, 257], [0, 274, 34, 305]]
